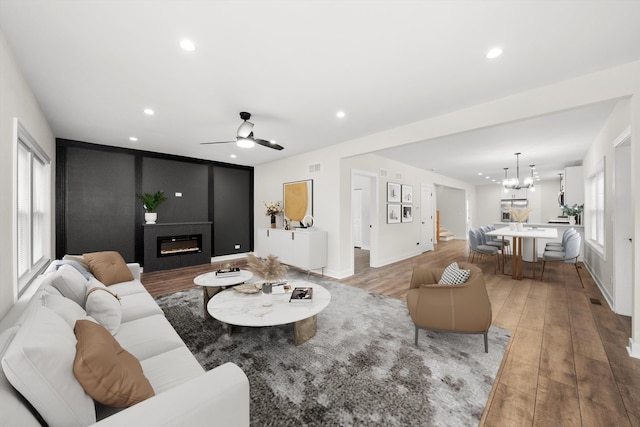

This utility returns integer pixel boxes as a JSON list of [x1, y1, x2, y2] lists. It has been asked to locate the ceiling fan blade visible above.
[[200, 140, 235, 145], [254, 138, 284, 151]]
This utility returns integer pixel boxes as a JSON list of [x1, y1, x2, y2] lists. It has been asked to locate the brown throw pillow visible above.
[[83, 251, 134, 285], [73, 319, 154, 407]]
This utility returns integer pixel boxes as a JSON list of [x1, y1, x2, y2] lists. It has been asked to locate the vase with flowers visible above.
[[245, 253, 288, 306], [265, 201, 282, 228], [509, 206, 533, 231]]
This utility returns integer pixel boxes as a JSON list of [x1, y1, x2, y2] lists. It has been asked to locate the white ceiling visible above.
[[1, 1, 639, 186]]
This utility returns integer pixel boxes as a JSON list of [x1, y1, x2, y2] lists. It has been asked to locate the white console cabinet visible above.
[[256, 228, 327, 272]]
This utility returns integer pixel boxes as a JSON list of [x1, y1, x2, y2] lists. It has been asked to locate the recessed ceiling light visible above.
[[336, 111, 346, 118], [230, 154, 237, 158], [144, 108, 154, 116], [486, 47, 503, 59], [129, 137, 138, 142], [478, 172, 483, 176], [180, 39, 196, 52], [485, 176, 490, 179]]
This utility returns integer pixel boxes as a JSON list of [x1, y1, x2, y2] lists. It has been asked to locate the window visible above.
[[15, 120, 51, 293], [585, 158, 605, 256]]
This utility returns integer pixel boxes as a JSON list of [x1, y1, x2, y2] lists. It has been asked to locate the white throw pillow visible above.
[[40, 289, 87, 328], [438, 262, 471, 285], [85, 287, 122, 335], [50, 264, 88, 307], [1, 306, 96, 427]]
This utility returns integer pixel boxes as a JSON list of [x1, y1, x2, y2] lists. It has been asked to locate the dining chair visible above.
[[541, 233, 583, 287], [468, 229, 500, 273]]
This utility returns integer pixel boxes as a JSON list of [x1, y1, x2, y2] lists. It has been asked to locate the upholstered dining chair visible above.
[[485, 225, 511, 256], [406, 263, 493, 352], [544, 228, 576, 252], [468, 229, 500, 273], [541, 233, 583, 287]]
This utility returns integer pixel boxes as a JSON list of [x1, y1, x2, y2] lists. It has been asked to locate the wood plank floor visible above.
[[141, 240, 640, 426]]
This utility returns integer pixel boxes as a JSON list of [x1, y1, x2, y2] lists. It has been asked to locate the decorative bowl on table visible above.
[[233, 283, 261, 294]]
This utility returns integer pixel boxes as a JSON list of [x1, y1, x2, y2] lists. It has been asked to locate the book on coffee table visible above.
[[289, 287, 313, 303], [215, 267, 241, 278]]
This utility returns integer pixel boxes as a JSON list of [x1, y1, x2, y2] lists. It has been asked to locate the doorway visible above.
[[351, 169, 378, 274]]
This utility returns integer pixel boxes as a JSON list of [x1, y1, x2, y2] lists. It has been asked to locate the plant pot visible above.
[[262, 282, 273, 306], [145, 212, 157, 224]]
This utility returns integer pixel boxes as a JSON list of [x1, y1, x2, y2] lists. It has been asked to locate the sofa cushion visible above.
[[438, 262, 471, 285], [106, 279, 148, 297], [0, 327, 42, 427], [73, 319, 155, 408], [139, 347, 204, 394], [86, 287, 122, 335], [119, 292, 164, 323], [83, 251, 134, 286], [50, 264, 89, 307], [40, 289, 88, 328], [115, 314, 186, 361], [1, 306, 96, 427]]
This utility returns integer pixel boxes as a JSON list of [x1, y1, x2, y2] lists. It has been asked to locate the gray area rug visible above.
[[155, 272, 510, 426]]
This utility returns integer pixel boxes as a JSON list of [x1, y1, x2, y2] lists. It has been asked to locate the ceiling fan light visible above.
[[236, 138, 255, 148], [237, 121, 254, 138]]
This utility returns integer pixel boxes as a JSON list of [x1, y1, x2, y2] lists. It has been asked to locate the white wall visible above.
[[0, 29, 55, 318], [582, 99, 631, 305]]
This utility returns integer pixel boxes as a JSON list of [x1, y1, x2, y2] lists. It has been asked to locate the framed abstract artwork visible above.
[[283, 179, 313, 225]]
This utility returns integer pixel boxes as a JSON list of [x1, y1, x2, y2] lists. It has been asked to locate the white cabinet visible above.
[[564, 166, 584, 206], [256, 228, 327, 271]]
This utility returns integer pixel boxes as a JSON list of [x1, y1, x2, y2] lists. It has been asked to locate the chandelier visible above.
[[503, 153, 535, 191]]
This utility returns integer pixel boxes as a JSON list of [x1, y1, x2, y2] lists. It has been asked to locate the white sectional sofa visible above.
[[0, 254, 250, 427]]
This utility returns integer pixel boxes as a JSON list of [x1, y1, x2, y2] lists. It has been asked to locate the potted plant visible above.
[[137, 190, 167, 224], [245, 253, 288, 306], [562, 204, 583, 225]]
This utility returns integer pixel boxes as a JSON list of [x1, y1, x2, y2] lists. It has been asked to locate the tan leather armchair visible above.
[[407, 263, 492, 352]]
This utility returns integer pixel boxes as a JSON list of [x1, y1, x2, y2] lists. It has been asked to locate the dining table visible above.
[[486, 226, 558, 280]]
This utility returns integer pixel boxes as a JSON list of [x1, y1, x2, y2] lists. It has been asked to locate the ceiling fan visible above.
[[201, 112, 284, 151]]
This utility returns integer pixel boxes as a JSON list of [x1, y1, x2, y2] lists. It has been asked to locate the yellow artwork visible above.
[[284, 181, 310, 221]]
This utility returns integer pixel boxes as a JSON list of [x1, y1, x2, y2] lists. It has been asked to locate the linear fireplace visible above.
[[157, 234, 202, 257]]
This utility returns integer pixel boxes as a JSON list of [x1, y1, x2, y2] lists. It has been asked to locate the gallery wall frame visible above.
[[283, 179, 313, 224], [387, 182, 401, 203], [401, 205, 413, 223], [387, 204, 401, 224], [402, 184, 413, 203]]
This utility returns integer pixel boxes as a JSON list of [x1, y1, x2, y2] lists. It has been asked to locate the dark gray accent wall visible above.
[[65, 147, 136, 261], [56, 139, 254, 268], [142, 157, 208, 223], [212, 166, 253, 256]]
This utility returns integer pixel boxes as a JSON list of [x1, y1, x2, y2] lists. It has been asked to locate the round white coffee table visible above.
[[207, 281, 331, 345], [193, 270, 253, 317]]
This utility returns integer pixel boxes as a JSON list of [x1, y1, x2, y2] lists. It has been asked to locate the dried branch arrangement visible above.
[[509, 207, 533, 222], [245, 253, 289, 282]]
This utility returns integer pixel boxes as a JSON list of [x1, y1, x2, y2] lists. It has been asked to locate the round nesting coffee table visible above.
[[193, 270, 253, 317], [207, 281, 331, 345]]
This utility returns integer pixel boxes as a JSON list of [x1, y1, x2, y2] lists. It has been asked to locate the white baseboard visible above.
[[582, 261, 614, 310], [628, 338, 640, 359]]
